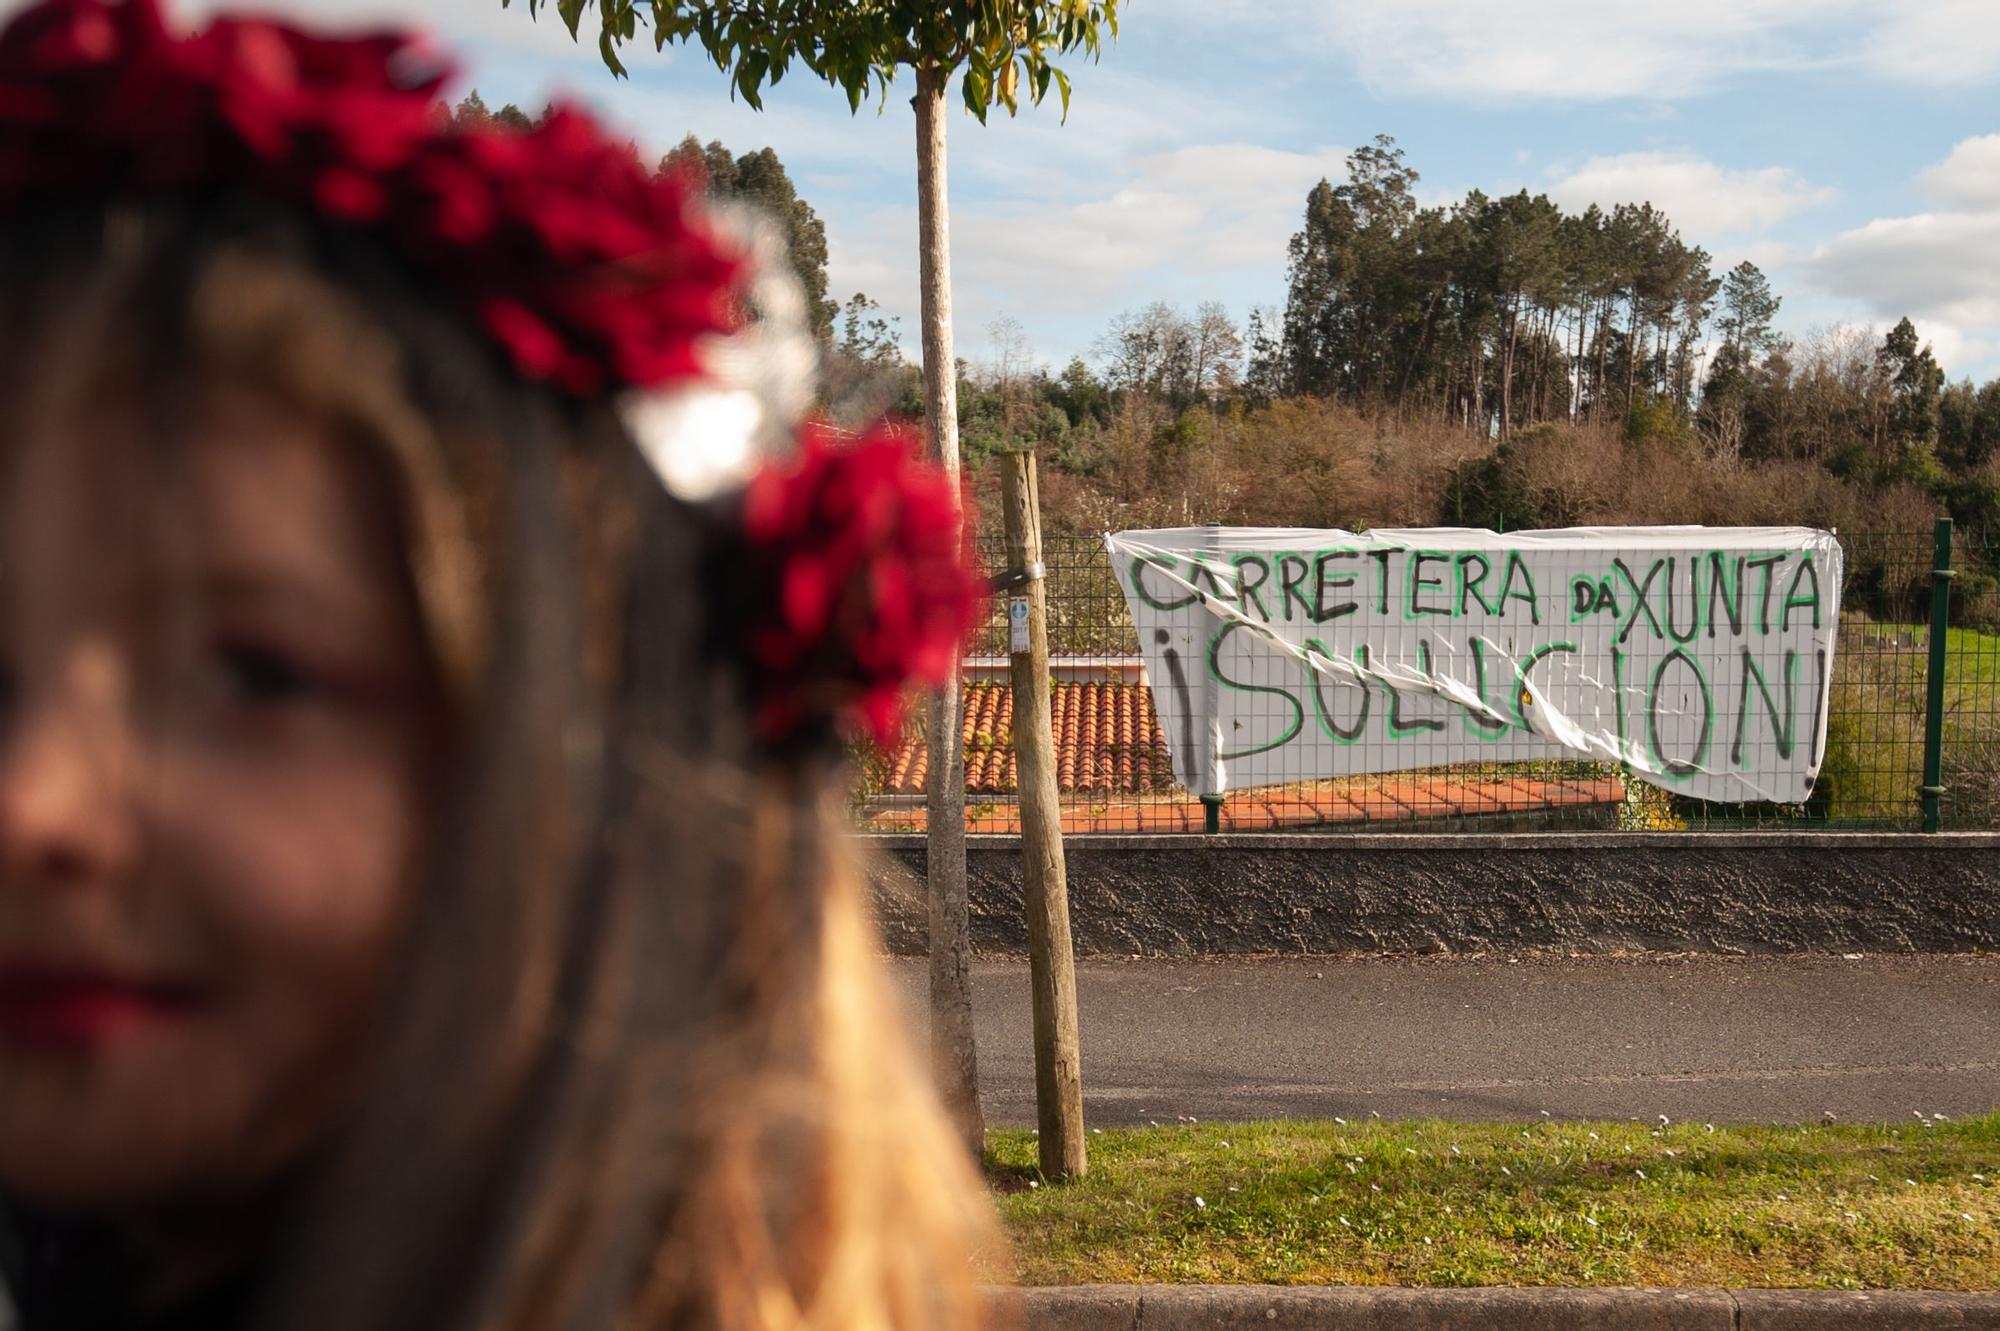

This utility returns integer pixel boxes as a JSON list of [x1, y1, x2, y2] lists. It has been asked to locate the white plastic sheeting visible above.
[[1105, 526, 1845, 805]]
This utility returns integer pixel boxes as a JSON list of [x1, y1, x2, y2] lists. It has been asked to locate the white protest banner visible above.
[[1106, 526, 1844, 805]]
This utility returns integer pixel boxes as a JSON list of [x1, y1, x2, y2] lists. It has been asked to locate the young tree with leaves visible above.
[[1049, 355, 1110, 427], [1718, 260, 1781, 359], [1280, 135, 1422, 405], [506, 0, 1120, 1164], [1879, 317, 1945, 472], [819, 293, 920, 423], [1242, 306, 1281, 407], [1940, 377, 2000, 475], [1189, 301, 1245, 402], [1698, 261, 1780, 466]]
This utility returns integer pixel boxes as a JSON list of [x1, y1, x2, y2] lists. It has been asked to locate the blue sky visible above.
[[44, 0, 2000, 382]]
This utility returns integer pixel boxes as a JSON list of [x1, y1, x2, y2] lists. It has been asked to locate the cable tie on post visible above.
[[989, 561, 1045, 594]]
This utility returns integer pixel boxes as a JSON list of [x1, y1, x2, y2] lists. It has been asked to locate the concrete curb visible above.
[[994, 1285, 2000, 1330], [874, 832, 2000, 851]]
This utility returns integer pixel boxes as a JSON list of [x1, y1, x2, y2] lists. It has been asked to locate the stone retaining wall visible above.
[[868, 833, 2000, 956]]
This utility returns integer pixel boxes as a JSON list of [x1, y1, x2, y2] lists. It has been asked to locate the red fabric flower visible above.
[[742, 424, 985, 748], [0, 0, 741, 395]]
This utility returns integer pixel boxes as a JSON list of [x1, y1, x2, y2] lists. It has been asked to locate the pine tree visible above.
[[1879, 317, 1945, 467], [659, 135, 835, 342]]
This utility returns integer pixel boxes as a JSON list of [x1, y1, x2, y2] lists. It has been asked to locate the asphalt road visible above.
[[890, 954, 2000, 1125]]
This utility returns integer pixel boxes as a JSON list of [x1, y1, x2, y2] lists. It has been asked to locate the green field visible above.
[[990, 1116, 2000, 1290], [1821, 621, 2000, 825]]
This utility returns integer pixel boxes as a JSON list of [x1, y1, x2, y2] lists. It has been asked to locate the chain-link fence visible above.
[[855, 526, 2000, 835]]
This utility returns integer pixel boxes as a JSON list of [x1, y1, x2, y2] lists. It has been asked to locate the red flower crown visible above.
[[744, 424, 983, 748], [0, 0, 983, 747], [0, 0, 736, 395]]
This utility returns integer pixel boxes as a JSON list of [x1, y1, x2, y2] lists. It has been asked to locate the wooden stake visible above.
[[1000, 449, 1087, 1181]]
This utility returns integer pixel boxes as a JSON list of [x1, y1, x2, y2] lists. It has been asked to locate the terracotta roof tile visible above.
[[879, 679, 1177, 797], [864, 682, 1630, 832]]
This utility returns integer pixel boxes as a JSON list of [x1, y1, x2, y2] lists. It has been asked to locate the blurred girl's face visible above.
[[0, 392, 440, 1209]]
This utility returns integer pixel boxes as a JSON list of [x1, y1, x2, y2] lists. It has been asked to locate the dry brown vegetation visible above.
[[992, 395, 1942, 541]]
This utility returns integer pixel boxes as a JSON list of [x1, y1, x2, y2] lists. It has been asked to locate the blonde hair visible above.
[[0, 199, 1002, 1331]]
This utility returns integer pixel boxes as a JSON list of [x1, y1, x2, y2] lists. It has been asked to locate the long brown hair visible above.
[[0, 197, 998, 1331]]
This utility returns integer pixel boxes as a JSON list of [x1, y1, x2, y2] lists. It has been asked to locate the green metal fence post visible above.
[[1202, 522, 1223, 835], [1920, 517, 1955, 833]]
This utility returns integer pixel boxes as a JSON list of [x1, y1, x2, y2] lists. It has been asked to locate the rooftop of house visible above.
[[862, 672, 1626, 835]]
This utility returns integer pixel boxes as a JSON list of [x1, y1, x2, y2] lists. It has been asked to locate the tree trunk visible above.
[[1544, 306, 1556, 421], [1595, 297, 1611, 423], [914, 64, 982, 1158], [1472, 342, 1486, 439], [1396, 285, 1441, 404], [1529, 305, 1542, 424], [1572, 302, 1586, 423], [1624, 298, 1642, 418]]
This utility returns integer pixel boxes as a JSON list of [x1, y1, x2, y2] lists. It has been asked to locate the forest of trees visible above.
[[1252, 135, 2000, 496], [940, 137, 2000, 618], [438, 103, 2000, 617]]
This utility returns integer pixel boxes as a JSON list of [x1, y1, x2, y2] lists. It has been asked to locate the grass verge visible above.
[[989, 1115, 2000, 1289]]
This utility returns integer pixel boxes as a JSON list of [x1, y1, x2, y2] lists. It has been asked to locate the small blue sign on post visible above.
[[1008, 595, 1031, 654]]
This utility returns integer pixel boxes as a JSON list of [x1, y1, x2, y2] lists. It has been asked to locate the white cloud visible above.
[[1156, 0, 1998, 103], [1328, 0, 1850, 102], [956, 143, 1346, 306], [1545, 152, 1835, 237], [1731, 240, 1802, 272], [1921, 134, 2000, 211], [1859, 0, 2000, 85], [1808, 211, 2000, 328], [824, 142, 1345, 358], [1806, 136, 2000, 379], [1914, 326, 1999, 379]]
